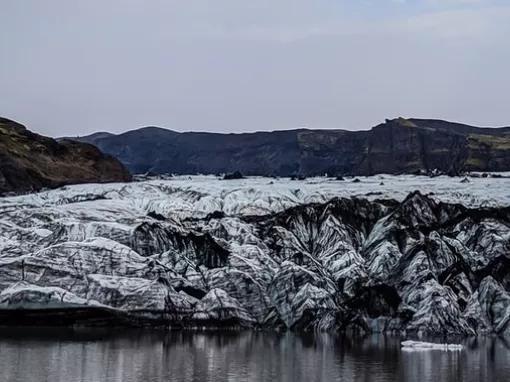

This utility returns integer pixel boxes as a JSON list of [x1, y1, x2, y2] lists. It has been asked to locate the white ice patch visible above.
[[401, 340, 464, 351]]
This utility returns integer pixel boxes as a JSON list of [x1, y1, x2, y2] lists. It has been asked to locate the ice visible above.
[[0, 175, 508, 333], [401, 340, 464, 351]]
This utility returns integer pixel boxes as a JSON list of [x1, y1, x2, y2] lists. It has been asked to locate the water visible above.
[[0, 328, 508, 382]]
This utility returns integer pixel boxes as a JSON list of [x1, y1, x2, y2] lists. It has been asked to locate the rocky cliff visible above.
[[0, 177, 508, 336], [0, 117, 131, 195], [71, 118, 510, 176]]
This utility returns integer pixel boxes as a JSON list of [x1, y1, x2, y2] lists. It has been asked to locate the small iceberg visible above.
[[401, 340, 464, 351]]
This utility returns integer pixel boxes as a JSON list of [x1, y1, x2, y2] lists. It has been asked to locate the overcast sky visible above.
[[1, 0, 509, 137]]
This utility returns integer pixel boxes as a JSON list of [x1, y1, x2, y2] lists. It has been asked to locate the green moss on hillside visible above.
[[468, 134, 510, 150]]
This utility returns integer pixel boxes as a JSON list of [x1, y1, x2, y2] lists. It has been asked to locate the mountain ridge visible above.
[[73, 117, 510, 138], [68, 117, 510, 176]]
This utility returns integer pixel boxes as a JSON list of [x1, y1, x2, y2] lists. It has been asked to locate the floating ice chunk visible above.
[[401, 340, 464, 351]]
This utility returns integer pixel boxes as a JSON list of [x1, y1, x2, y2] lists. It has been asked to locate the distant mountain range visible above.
[[0, 117, 131, 195], [70, 117, 510, 176]]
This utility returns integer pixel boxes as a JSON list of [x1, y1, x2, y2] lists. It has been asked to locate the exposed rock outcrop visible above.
[[0, 117, 131, 195]]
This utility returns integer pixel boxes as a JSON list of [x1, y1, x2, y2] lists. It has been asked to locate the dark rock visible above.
[[223, 171, 244, 180]]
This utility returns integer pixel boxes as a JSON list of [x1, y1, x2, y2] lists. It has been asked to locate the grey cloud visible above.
[[0, 0, 509, 136]]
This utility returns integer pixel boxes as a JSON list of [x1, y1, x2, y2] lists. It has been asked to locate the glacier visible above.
[[0, 174, 509, 336]]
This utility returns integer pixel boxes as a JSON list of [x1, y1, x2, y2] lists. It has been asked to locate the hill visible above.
[[71, 117, 510, 176], [0, 117, 131, 195]]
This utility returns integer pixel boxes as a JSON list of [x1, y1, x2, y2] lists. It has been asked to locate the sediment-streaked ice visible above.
[[0, 175, 508, 334]]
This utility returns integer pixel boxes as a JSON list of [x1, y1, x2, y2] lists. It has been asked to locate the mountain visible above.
[[70, 118, 510, 176], [1, 177, 509, 335], [0, 117, 131, 195]]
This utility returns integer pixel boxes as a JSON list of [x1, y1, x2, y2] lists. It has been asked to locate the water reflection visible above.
[[0, 329, 508, 382]]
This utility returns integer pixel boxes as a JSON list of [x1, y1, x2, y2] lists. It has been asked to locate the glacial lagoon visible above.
[[0, 329, 508, 382]]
